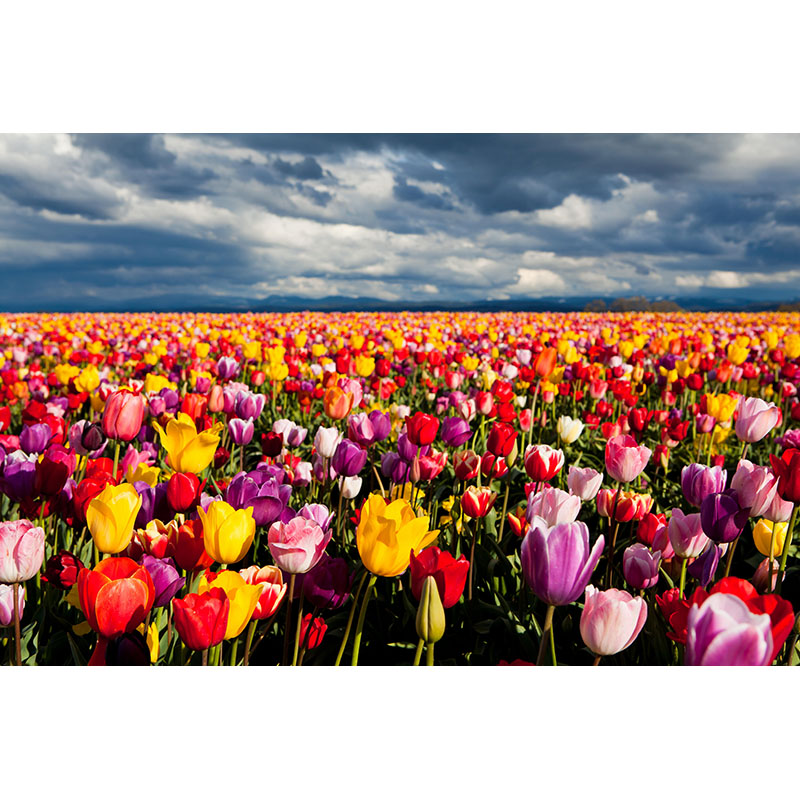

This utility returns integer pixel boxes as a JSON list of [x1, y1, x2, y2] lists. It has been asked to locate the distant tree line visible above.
[[583, 296, 684, 312]]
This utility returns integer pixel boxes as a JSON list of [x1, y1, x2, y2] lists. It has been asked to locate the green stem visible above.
[[723, 537, 739, 578], [497, 478, 511, 542], [292, 593, 304, 666], [777, 505, 798, 595], [229, 637, 239, 666], [335, 572, 368, 666], [412, 637, 424, 666], [13, 583, 21, 667], [350, 574, 378, 666], [243, 619, 257, 666], [426, 641, 435, 666], [112, 440, 121, 480], [282, 573, 296, 666], [536, 604, 555, 666], [679, 558, 688, 600]]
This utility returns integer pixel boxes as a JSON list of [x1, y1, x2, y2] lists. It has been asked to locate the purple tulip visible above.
[[194, 376, 212, 394], [521, 521, 605, 606], [68, 421, 107, 458], [228, 418, 254, 446], [149, 395, 167, 417], [140, 555, 185, 607], [441, 416, 472, 448], [367, 410, 392, 442], [687, 541, 723, 587], [685, 593, 773, 666], [134, 482, 170, 528], [0, 458, 37, 502], [225, 472, 291, 526], [622, 544, 661, 589], [347, 413, 376, 447], [331, 439, 368, 477], [235, 391, 266, 421], [700, 489, 748, 544], [159, 388, 180, 413], [20, 423, 53, 455], [300, 554, 355, 610], [681, 463, 727, 508], [397, 433, 419, 464], [216, 356, 240, 380]]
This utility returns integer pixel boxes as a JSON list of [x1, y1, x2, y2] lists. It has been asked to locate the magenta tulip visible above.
[[0, 583, 25, 626], [622, 544, 661, 589]]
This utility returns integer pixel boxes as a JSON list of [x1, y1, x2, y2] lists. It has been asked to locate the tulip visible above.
[[299, 555, 355, 610], [416, 575, 446, 646], [735, 397, 780, 443], [356, 493, 438, 578], [323, 386, 354, 420], [486, 421, 517, 458], [228, 417, 254, 446], [668, 509, 710, 559], [199, 501, 256, 566], [240, 565, 287, 619], [752, 519, 788, 559], [730, 460, 778, 518], [153, 413, 223, 475], [769, 449, 800, 504], [579, 585, 648, 657], [622, 544, 661, 589], [0, 519, 45, 584], [215, 356, 240, 380], [557, 415, 584, 445], [605, 434, 652, 484], [331, 439, 368, 477], [685, 593, 773, 666], [526, 485, 581, 528], [102, 390, 145, 442], [20, 423, 53, 454], [637, 512, 666, 547], [453, 450, 480, 480], [700, 490, 748, 544], [198, 570, 262, 639], [0, 583, 24, 627], [440, 416, 472, 448], [86, 483, 143, 555], [687, 541, 723, 587], [172, 588, 230, 651], [409, 547, 469, 608], [166, 472, 201, 513], [523, 444, 565, 482], [41, 549, 84, 591], [681, 463, 727, 508], [139, 555, 185, 607], [405, 412, 440, 447], [268, 515, 331, 574], [461, 486, 498, 519], [313, 426, 343, 460], [165, 519, 214, 572], [347, 413, 377, 447], [567, 466, 603, 501], [521, 520, 604, 607], [78, 557, 155, 640], [299, 613, 328, 650]]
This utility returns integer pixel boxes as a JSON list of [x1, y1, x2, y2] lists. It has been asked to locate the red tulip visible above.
[[461, 486, 497, 519], [486, 421, 517, 458], [172, 587, 230, 651], [405, 412, 440, 446], [770, 449, 800, 504], [409, 546, 469, 608], [78, 557, 155, 640], [165, 519, 214, 572], [166, 472, 201, 512]]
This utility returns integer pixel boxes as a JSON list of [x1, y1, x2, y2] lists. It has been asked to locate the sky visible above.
[[1, 132, 799, 310]]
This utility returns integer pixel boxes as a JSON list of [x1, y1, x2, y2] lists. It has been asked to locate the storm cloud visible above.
[[0, 133, 799, 309]]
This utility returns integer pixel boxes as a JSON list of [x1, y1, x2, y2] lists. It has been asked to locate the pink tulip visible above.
[[651, 522, 676, 560], [735, 397, 780, 443], [668, 509, 709, 558], [0, 519, 45, 584], [763, 487, 794, 523], [730, 459, 778, 518], [0, 583, 25, 626], [579, 586, 648, 656], [267, 516, 331, 574], [685, 593, 773, 666], [525, 485, 581, 528], [605, 434, 651, 484], [102, 389, 146, 442], [567, 466, 603, 501]]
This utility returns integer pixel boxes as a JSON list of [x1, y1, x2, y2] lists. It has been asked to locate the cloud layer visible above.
[[0, 133, 799, 309]]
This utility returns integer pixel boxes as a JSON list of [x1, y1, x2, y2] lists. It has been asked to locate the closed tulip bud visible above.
[[228, 417, 254, 446], [623, 544, 661, 589], [557, 415, 584, 444], [752, 518, 788, 558], [735, 397, 780, 443], [167, 472, 201, 512], [103, 390, 145, 442], [486, 421, 517, 458], [700, 490, 748, 544], [172, 587, 230, 650], [524, 444, 565, 482], [668, 508, 710, 558], [314, 426, 343, 460], [299, 613, 328, 650], [207, 384, 225, 413], [605, 434, 651, 484], [681, 463, 728, 508], [79, 422, 107, 455], [579, 585, 648, 656], [751, 557, 780, 593], [453, 449, 480, 480], [440, 416, 472, 448], [416, 575, 446, 644]]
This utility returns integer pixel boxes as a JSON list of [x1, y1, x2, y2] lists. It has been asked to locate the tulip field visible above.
[[2, 309, 800, 667]]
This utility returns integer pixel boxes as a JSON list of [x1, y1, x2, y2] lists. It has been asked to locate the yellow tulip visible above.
[[705, 393, 738, 423], [753, 519, 788, 558], [152, 412, 222, 474], [86, 483, 143, 554], [198, 570, 262, 639], [198, 500, 256, 565], [125, 461, 161, 487], [356, 493, 438, 577]]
